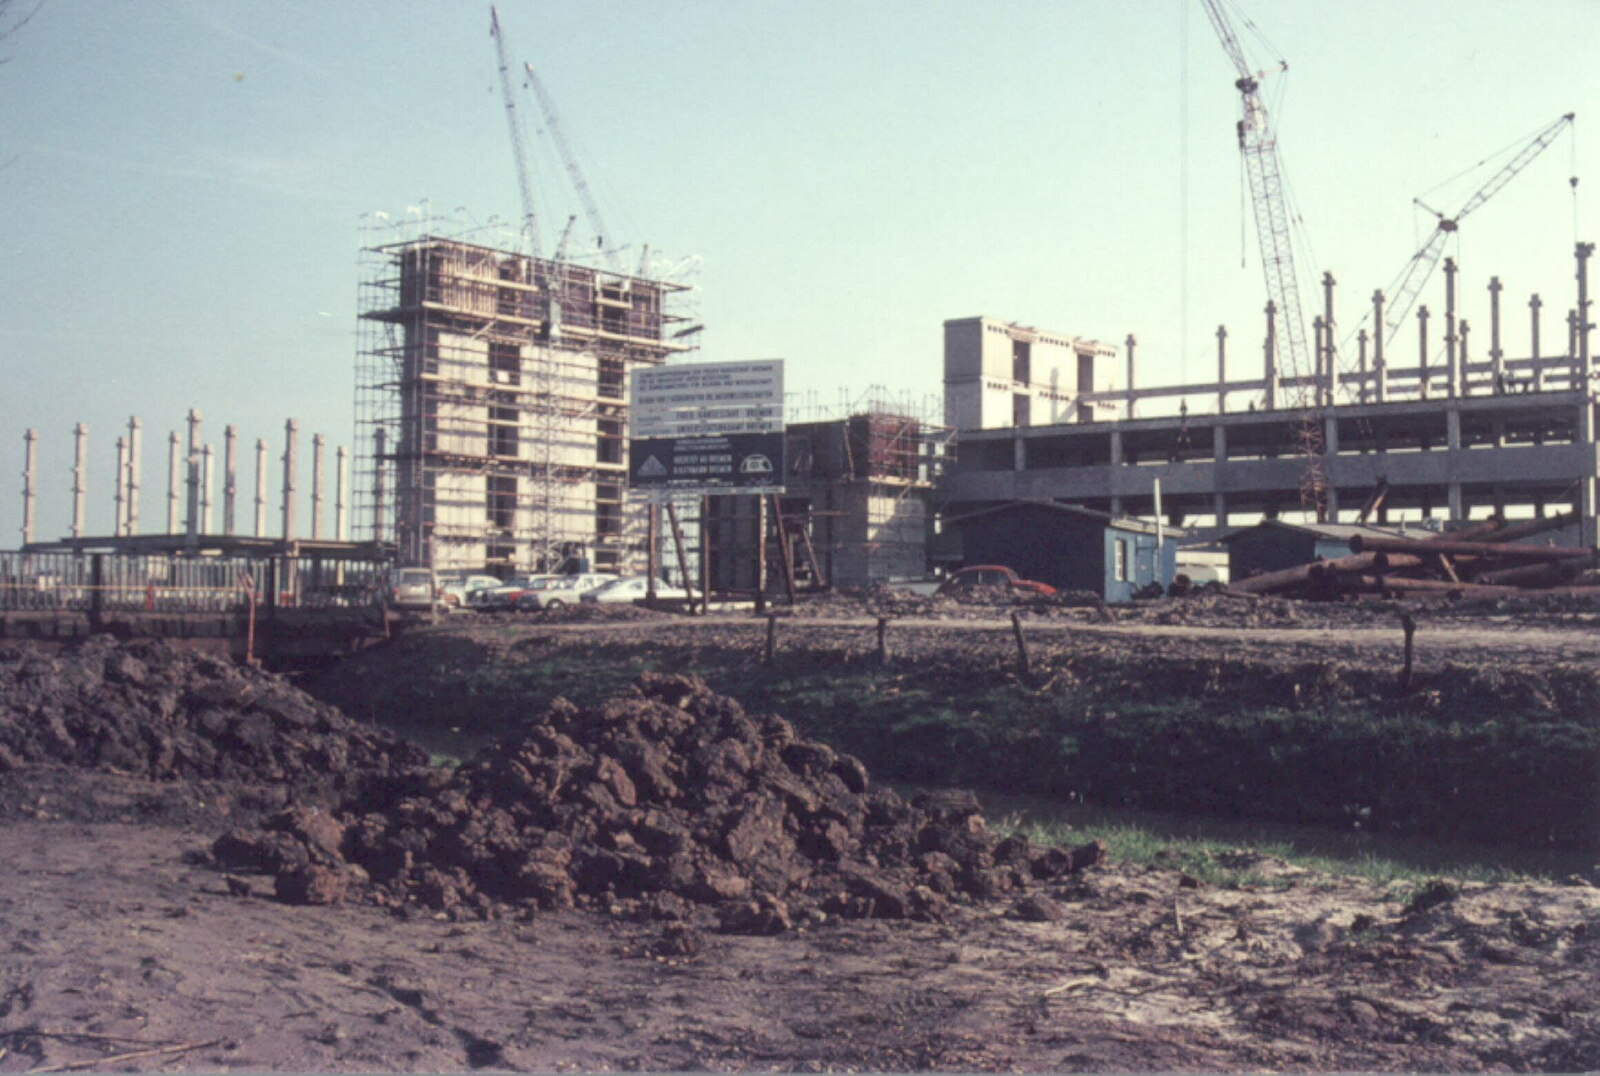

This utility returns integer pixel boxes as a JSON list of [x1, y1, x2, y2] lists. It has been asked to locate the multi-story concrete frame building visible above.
[[356, 233, 692, 574], [943, 316, 1120, 431], [945, 245, 1600, 547]]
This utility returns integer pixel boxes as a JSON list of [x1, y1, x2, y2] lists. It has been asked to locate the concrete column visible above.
[[125, 417, 141, 537], [1577, 241, 1594, 375], [1212, 423, 1227, 463], [1124, 334, 1137, 419], [21, 429, 37, 545], [1417, 306, 1431, 399], [223, 425, 238, 536], [185, 409, 202, 540], [166, 432, 180, 534], [1356, 329, 1369, 403], [1459, 320, 1471, 396], [1371, 290, 1388, 403], [1530, 294, 1544, 392], [311, 433, 326, 540], [1216, 324, 1227, 413], [254, 439, 268, 538], [335, 445, 349, 542], [1488, 276, 1504, 392], [1580, 392, 1598, 547], [1263, 301, 1278, 410], [1109, 429, 1123, 516], [1321, 270, 1337, 406], [282, 419, 298, 541], [1312, 316, 1326, 406], [1012, 432, 1025, 472], [201, 444, 214, 534], [114, 437, 127, 537], [71, 422, 87, 540], [1443, 257, 1459, 399], [1568, 310, 1582, 391], [1448, 481, 1465, 523]]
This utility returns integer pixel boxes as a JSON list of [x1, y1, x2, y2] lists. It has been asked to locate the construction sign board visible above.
[[628, 360, 785, 494]]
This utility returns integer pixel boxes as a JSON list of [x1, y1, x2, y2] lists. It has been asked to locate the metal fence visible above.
[[0, 551, 391, 614]]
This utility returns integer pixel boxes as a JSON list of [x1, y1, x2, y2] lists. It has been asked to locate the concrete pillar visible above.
[[166, 431, 180, 534], [1448, 481, 1465, 523], [1447, 406, 1462, 451], [185, 409, 202, 540], [282, 419, 298, 541], [1108, 429, 1123, 517], [1568, 310, 1582, 391], [1356, 329, 1369, 404], [71, 422, 87, 540], [1577, 241, 1594, 375], [125, 417, 141, 537], [1530, 294, 1544, 392], [114, 437, 127, 537], [1321, 270, 1337, 406], [1443, 257, 1459, 399], [335, 445, 349, 542], [1216, 324, 1227, 413], [1124, 334, 1137, 419], [1459, 320, 1471, 396], [1416, 306, 1431, 399], [1263, 300, 1278, 410], [311, 433, 326, 540], [1580, 394, 1598, 547], [1488, 276, 1504, 392], [1312, 315, 1326, 406], [1012, 432, 1025, 472], [201, 444, 214, 534], [21, 429, 37, 546], [1371, 290, 1388, 403], [254, 439, 268, 538], [223, 425, 238, 536]]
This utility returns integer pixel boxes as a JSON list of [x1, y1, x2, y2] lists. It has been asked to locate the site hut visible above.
[[355, 232, 693, 579], [942, 500, 1181, 603], [1221, 520, 1421, 581], [703, 411, 950, 595]]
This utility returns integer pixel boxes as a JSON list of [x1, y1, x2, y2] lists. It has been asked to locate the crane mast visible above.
[[1198, 0, 1326, 517], [1379, 112, 1576, 348], [490, 6, 543, 260]]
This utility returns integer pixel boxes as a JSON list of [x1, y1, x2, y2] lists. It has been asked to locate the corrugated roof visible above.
[[1220, 520, 1421, 543], [944, 499, 1186, 538]]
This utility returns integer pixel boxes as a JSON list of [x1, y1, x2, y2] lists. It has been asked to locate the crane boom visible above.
[[523, 62, 620, 271], [1380, 112, 1575, 347], [490, 7, 543, 259], [1198, 0, 1326, 517]]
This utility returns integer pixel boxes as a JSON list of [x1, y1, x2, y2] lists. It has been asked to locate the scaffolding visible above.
[[355, 218, 695, 574]]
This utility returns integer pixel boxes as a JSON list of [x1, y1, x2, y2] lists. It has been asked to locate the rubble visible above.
[[215, 673, 1102, 928]]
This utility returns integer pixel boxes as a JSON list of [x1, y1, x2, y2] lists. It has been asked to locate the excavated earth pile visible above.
[[0, 637, 429, 789], [216, 673, 1102, 930]]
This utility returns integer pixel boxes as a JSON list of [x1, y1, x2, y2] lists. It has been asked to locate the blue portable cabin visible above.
[[943, 499, 1181, 603], [1221, 520, 1419, 582]]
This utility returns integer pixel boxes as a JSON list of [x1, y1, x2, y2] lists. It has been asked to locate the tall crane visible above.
[[490, 6, 543, 260], [523, 61, 622, 272], [1198, 0, 1326, 517], [1376, 112, 1576, 348]]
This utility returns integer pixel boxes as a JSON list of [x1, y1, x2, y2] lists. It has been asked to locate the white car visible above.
[[469, 575, 559, 611], [440, 574, 502, 608], [515, 573, 619, 612], [579, 575, 690, 605]]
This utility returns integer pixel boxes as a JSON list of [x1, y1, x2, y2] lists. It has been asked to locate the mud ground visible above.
[[2, 601, 1599, 1072]]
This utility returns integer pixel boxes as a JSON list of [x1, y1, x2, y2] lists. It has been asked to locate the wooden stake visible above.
[[764, 614, 777, 664], [1010, 611, 1032, 676], [1397, 610, 1417, 694], [875, 616, 890, 665]]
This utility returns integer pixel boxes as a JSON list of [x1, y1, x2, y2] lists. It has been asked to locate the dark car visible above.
[[936, 565, 1057, 598]]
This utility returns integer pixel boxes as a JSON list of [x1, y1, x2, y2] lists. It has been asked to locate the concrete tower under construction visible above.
[[355, 226, 694, 574]]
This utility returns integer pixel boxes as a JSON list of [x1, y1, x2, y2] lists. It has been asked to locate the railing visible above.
[[0, 551, 390, 614]]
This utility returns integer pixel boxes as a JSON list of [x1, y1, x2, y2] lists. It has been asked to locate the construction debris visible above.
[[1230, 513, 1600, 601]]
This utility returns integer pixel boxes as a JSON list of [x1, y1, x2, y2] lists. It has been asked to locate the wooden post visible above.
[[646, 501, 659, 606], [875, 616, 890, 666], [699, 495, 711, 616], [754, 495, 768, 614], [1397, 611, 1416, 695], [770, 494, 797, 605], [764, 614, 777, 664], [666, 502, 697, 613], [1010, 611, 1032, 677]]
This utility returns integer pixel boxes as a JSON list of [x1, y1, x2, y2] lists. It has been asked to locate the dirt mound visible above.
[[217, 673, 1101, 930], [0, 637, 429, 790]]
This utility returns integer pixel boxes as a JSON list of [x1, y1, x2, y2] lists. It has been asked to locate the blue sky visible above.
[[2, 0, 1595, 540]]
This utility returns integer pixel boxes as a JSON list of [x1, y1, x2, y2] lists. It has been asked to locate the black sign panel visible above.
[[628, 432, 786, 493]]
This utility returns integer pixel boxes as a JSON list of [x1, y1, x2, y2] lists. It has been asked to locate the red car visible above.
[[936, 565, 1056, 598]]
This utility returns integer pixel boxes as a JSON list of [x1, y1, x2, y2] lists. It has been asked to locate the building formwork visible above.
[[355, 228, 692, 574]]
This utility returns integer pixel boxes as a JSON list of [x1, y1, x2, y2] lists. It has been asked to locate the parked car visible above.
[[515, 572, 619, 612], [440, 574, 501, 608], [468, 575, 557, 611], [578, 575, 690, 605], [389, 567, 439, 610], [935, 565, 1056, 598]]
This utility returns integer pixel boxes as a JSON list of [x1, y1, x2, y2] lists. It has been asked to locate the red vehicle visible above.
[[936, 565, 1056, 598]]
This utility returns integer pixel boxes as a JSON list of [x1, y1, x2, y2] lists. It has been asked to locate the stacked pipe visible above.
[[1229, 513, 1600, 601]]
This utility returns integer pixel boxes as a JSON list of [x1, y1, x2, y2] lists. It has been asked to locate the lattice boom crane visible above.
[[490, 6, 543, 260]]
